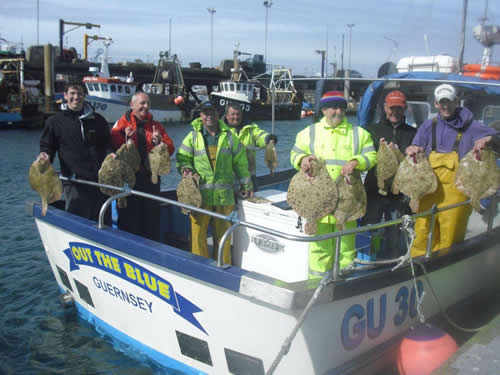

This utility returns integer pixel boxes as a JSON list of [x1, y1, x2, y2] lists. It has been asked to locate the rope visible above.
[[400, 215, 426, 323], [413, 259, 488, 333], [265, 272, 334, 375], [400, 215, 487, 332]]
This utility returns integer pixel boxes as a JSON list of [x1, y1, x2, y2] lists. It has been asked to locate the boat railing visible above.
[[58, 175, 499, 282]]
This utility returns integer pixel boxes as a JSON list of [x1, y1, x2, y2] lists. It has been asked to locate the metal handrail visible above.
[[58, 175, 499, 281]]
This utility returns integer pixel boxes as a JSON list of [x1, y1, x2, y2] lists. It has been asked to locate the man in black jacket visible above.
[[361, 90, 417, 259], [38, 81, 112, 221]]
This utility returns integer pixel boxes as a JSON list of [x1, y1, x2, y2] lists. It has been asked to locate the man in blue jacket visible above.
[[406, 84, 497, 256]]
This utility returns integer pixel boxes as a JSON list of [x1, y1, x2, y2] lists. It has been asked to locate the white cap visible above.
[[434, 84, 457, 102]]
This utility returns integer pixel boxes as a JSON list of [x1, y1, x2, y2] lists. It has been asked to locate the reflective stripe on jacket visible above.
[[176, 118, 253, 206], [290, 116, 377, 223]]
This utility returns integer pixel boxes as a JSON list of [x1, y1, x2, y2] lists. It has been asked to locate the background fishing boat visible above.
[[83, 42, 191, 124], [0, 56, 45, 129], [209, 47, 302, 121]]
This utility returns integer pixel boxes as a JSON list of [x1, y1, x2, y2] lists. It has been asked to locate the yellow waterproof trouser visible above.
[[191, 204, 234, 265], [411, 151, 472, 257], [309, 219, 357, 278]]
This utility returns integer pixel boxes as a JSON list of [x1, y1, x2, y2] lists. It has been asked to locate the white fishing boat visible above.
[[32, 12, 500, 373], [32, 157, 500, 375], [83, 42, 189, 124]]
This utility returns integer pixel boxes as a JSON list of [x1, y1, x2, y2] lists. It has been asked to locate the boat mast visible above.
[[457, 0, 468, 71]]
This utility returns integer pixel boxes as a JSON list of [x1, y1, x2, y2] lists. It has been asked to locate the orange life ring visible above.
[[462, 71, 500, 80], [463, 64, 500, 74]]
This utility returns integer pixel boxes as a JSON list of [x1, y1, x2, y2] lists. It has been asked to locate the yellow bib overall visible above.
[[411, 132, 472, 257], [190, 143, 234, 265]]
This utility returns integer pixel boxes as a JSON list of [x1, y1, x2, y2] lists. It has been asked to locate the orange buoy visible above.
[[463, 63, 500, 74], [397, 324, 458, 375], [462, 71, 500, 80], [174, 96, 184, 105]]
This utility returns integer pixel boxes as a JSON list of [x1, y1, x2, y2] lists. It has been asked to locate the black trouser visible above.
[[360, 194, 411, 259], [63, 182, 111, 224], [117, 168, 161, 242]]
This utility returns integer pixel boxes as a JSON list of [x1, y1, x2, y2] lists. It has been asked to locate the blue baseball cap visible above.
[[199, 100, 216, 112]]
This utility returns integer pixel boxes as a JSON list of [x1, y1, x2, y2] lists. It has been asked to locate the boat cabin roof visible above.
[[357, 72, 500, 128]]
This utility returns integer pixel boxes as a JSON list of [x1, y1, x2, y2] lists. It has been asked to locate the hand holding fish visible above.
[[341, 160, 358, 176]]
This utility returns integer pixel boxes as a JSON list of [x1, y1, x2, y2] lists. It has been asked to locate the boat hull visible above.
[[33, 201, 500, 374], [0, 109, 45, 129], [209, 94, 302, 121], [87, 95, 186, 124]]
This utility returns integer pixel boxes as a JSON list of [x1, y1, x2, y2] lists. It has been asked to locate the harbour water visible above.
[[2, 118, 499, 374]]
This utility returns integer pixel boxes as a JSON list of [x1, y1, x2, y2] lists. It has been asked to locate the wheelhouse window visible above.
[[110, 85, 116, 92], [100, 84, 108, 92], [237, 83, 241, 91], [482, 105, 500, 126], [124, 86, 131, 94], [229, 83, 235, 91], [86, 83, 94, 92], [406, 101, 431, 128], [117, 86, 123, 93], [93, 83, 100, 91]]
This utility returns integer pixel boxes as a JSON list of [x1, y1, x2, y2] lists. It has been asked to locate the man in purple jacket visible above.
[[406, 83, 497, 257]]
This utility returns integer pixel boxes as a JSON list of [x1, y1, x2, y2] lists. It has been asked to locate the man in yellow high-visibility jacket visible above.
[[224, 102, 278, 190], [290, 91, 377, 277], [176, 101, 253, 265]]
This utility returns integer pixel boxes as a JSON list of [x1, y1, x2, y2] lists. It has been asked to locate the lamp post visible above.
[[315, 49, 326, 78], [345, 24, 354, 100], [36, 0, 39, 44], [346, 24, 355, 77], [207, 8, 216, 67], [263, 0, 273, 64]]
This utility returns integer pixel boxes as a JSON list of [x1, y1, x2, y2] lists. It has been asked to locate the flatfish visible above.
[[176, 174, 202, 215], [287, 158, 338, 235], [376, 141, 400, 195], [333, 171, 367, 228], [116, 139, 141, 173], [455, 148, 500, 212], [264, 140, 278, 175], [98, 154, 136, 208], [147, 143, 171, 184], [28, 155, 63, 216], [392, 152, 437, 212], [393, 146, 406, 163]]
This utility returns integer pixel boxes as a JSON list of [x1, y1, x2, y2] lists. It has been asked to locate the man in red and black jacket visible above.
[[111, 92, 175, 241]]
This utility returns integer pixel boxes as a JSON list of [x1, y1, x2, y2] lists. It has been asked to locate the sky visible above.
[[1, 0, 499, 77]]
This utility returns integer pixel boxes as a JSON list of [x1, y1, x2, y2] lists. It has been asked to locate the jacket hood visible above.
[[440, 106, 473, 130], [60, 101, 96, 119]]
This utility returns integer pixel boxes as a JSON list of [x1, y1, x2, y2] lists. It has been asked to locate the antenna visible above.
[[479, 0, 488, 25], [424, 34, 431, 56], [384, 36, 399, 61]]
